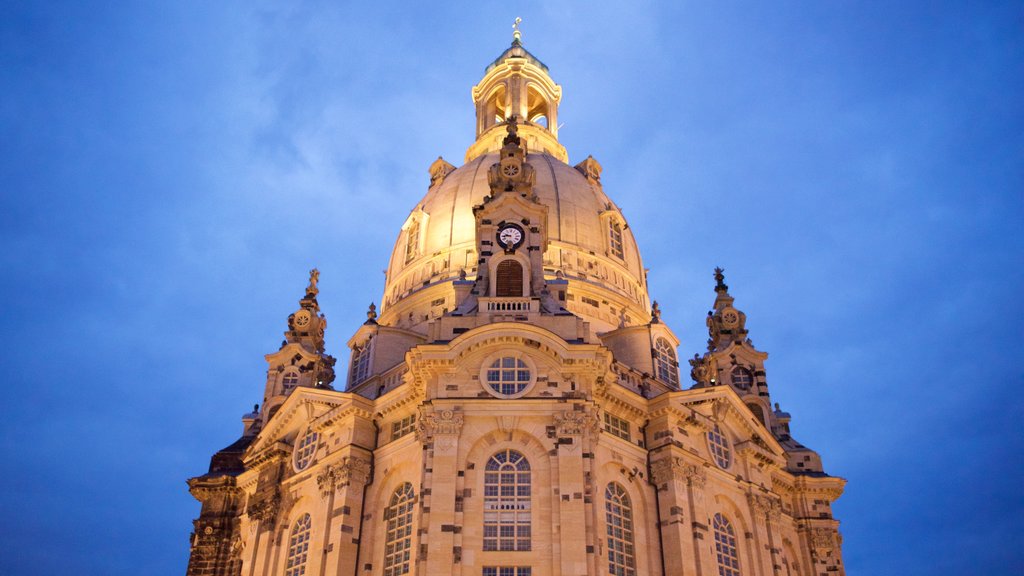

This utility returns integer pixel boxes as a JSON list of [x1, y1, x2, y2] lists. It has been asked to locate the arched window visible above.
[[605, 483, 636, 576], [293, 429, 318, 471], [747, 403, 766, 425], [483, 449, 531, 551], [384, 483, 415, 576], [707, 424, 731, 469], [712, 513, 741, 576], [281, 369, 300, 393], [609, 220, 624, 259], [351, 339, 372, 385], [404, 220, 420, 264], [285, 513, 312, 576], [654, 338, 679, 387], [495, 260, 524, 297], [731, 366, 753, 391]]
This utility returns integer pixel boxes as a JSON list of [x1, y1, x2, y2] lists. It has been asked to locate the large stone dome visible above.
[[380, 150, 650, 334]]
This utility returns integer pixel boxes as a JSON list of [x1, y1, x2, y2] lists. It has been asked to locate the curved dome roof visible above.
[[377, 41, 651, 332], [380, 152, 650, 329]]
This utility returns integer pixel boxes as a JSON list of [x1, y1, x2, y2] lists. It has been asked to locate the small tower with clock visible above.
[[470, 117, 551, 306], [258, 269, 337, 425]]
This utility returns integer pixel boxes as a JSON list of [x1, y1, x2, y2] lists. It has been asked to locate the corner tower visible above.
[[185, 29, 847, 576]]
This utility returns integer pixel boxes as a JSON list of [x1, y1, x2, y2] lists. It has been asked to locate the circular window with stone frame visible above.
[[707, 424, 732, 470], [293, 428, 319, 472], [480, 352, 536, 399], [730, 366, 753, 391]]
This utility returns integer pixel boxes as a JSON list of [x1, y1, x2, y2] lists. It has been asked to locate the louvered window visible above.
[[495, 260, 524, 297]]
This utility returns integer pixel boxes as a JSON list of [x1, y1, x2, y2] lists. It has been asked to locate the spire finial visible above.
[[714, 266, 727, 291], [366, 302, 378, 323], [651, 300, 661, 323], [307, 268, 320, 297], [512, 17, 522, 44]]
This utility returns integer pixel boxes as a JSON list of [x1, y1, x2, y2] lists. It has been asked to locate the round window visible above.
[[281, 369, 300, 393], [731, 366, 753, 391], [293, 429, 318, 471], [707, 424, 732, 469], [481, 355, 534, 398]]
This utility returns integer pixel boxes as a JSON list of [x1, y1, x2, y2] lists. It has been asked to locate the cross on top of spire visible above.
[[512, 17, 522, 44]]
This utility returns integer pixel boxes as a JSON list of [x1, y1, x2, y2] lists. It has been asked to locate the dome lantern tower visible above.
[[466, 20, 567, 163]]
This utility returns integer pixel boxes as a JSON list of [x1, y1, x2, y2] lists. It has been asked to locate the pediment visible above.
[[244, 388, 372, 459], [672, 386, 786, 459], [264, 342, 321, 367]]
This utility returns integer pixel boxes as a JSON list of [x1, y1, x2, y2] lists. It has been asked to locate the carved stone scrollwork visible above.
[[246, 493, 281, 528], [650, 457, 705, 489], [809, 527, 837, 558], [649, 457, 681, 486], [747, 492, 768, 515], [229, 534, 244, 560], [317, 466, 337, 499], [337, 456, 372, 487], [747, 492, 783, 520], [317, 457, 373, 499], [554, 409, 599, 436], [417, 408, 464, 439], [683, 464, 706, 489]]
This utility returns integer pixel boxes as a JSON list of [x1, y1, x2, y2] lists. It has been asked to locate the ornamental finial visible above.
[[512, 17, 522, 44], [307, 268, 320, 297], [713, 267, 727, 291], [366, 302, 377, 322]]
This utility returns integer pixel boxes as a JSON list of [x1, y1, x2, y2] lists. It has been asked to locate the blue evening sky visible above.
[[2, 2, 1021, 574]]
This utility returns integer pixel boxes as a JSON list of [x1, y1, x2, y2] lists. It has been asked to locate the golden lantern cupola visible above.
[[466, 19, 567, 163]]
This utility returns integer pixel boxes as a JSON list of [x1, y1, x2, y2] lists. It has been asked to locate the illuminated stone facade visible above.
[[186, 35, 846, 576]]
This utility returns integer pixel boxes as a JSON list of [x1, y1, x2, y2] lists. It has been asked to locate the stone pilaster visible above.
[[649, 455, 708, 576], [316, 454, 373, 576], [416, 407, 464, 574], [554, 409, 596, 575]]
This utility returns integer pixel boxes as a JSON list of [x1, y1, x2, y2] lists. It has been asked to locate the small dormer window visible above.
[[404, 220, 420, 264], [609, 220, 624, 259]]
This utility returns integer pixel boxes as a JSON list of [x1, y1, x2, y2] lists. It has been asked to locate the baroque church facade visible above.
[[186, 35, 846, 576]]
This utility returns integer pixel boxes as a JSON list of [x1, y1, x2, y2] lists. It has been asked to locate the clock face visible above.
[[502, 163, 521, 177], [497, 225, 524, 248], [293, 310, 311, 328], [721, 308, 739, 328]]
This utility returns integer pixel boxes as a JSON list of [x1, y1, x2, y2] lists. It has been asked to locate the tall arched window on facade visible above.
[[495, 260, 524, 297], [605, 483, 636, 576], [483, 449, 531, 551], [654, 338, 679, 387], [285, 513, 312, 576], [384, 483, 415, 576], [713, 513, 741, 576], [609, 220, 624, 259]]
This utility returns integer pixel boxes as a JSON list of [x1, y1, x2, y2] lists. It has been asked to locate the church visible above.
[[185, 31, 847, 576]]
